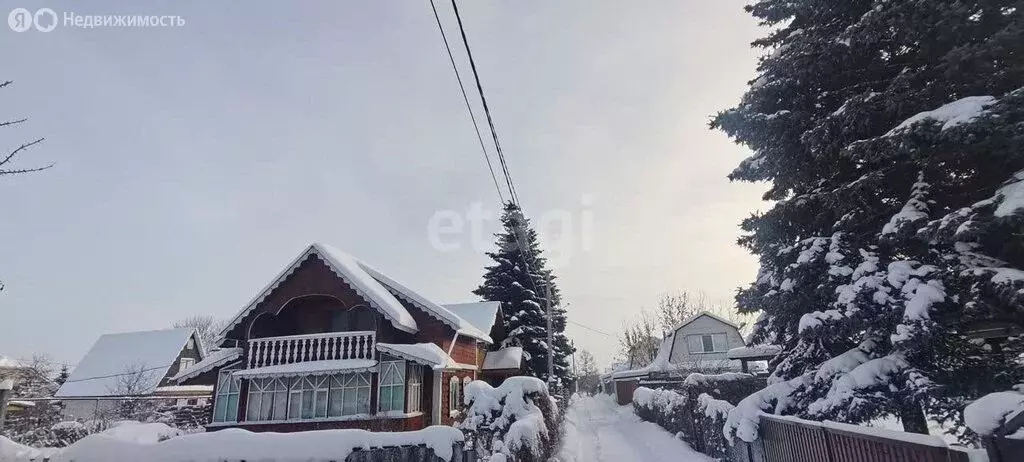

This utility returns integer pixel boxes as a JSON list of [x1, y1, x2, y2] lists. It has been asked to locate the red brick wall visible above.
[[448, 337, 478, 365]]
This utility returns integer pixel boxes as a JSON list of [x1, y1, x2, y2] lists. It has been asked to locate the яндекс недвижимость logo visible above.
[[8, 7, 58, 32]]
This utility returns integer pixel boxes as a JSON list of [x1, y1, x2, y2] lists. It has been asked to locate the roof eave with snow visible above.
[[217, 244, 419, 343]]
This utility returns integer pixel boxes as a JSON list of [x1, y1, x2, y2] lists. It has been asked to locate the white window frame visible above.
[[407, 365, 423, 413], [179, 357, 195, 371], [287, 376, 330, 420], [212, 368, 240, 423], [378, 360, 406, 413], [245, 377, 289, 421], [329, 372, 371, 417], [687, 333, 729, 354]]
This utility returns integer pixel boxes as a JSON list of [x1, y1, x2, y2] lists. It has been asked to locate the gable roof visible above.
[[171, 347, 243, 383], [357, 262, 491, 343], [217, 243, 493, 344], [218, 243, 419, 340], [443, 302, 501, 337], [671, 311, 741, 334], [55, 328, 197, 398]]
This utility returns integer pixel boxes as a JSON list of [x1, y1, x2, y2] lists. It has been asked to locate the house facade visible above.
[[175, 243, 520, 432], [54, 328, 207, 420], [611, 312, 747, 404]]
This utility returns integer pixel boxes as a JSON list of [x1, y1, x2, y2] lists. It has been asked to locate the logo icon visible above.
[[33, 8, 56, 32], [8, 8, 31, 32], [8, 8, 58, 32]]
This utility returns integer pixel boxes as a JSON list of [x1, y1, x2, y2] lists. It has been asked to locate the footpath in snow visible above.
[[555, 394, 714, 462]]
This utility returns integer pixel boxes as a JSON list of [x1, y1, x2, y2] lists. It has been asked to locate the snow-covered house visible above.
[[54, 328, 208, 420], [174, 243, 520, 433], [611, 312, 747, 404]]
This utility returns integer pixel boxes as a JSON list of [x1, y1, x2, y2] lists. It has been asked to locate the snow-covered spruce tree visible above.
[[713, 0, 1024, 438], [474, 202, 574, 389]]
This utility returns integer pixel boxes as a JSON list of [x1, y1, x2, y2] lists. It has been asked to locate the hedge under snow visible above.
[[1, 423, 465, 462]]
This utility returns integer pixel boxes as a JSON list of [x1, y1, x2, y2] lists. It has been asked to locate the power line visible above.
[[449, 0, 520, 206], [427, 0, 505, 204], [568, 320, 615, 337], [63, 364, 172, 383]]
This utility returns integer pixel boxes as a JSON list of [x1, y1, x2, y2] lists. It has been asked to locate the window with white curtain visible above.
[[287, 376, 330, 420], [246, 377, 288, 421], [407, 365, 423, 413], [329, 372, 371, 416], [212, 369, 240, 423], [378, 360, 406, 413], [687, 333, 729, 353]]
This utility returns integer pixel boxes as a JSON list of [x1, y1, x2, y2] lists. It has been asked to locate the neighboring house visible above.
[[174, 243, 521, 433], [54, 327, 208, 420], [611, 312, 747, 404]]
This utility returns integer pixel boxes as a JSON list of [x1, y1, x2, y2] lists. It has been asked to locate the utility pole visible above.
[[544, 277, 554, 391], [570, 339, 578, 395]]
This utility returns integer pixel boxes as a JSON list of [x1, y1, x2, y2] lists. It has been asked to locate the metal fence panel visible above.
[[761, 416, 831, 462]]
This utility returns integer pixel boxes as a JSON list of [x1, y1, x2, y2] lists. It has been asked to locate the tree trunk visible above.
[[900, 402, 929, 434]]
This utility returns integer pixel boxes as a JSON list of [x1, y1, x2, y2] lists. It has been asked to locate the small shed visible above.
[[726, 344, 781, 373]]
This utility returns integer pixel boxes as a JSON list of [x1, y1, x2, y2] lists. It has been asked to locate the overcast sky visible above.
[[0, 0, 766, 368]]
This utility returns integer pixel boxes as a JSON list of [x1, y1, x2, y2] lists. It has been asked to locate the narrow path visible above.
[[554, 394, 714, 462]]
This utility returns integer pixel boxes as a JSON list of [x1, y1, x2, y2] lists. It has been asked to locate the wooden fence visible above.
[[729, 415, 975, 462]]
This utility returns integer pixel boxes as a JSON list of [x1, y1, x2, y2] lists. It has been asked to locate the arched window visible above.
[[448, 376, 460, 413]]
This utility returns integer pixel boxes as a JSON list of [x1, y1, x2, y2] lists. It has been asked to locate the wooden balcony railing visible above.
[[247, 331, 376, 369]]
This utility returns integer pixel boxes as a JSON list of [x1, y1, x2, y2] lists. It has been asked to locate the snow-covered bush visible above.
[[631, 387, 690, 437], [695, 393, 734, 458], [633, 373, 760, 457], [2, 425, 465, 462], [458, 377, 560, 462]]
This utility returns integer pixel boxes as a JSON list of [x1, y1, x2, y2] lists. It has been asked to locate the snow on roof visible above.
[[965, 390, 1024, 436], [727, 345, 782, 360], [171, 348, 242, 383], [483, 347, 523, 370], [153, 385, 214, 395], [671, 311, 741, 334], [358, 263, 491, 343], [56, 328, 197, 398], [376, 343, 460, 370], [613, 331, 676, 380], [217, 244, 419, 341], [216, 243, 497, 345], [233, 359, 377, 379], [443, 302, 500, 337]]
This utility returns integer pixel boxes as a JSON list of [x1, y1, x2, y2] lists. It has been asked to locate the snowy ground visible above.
[[555, 395, 714, 462]]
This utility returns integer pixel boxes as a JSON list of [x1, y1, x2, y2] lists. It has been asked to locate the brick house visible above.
[[174, 243, 522, 432]]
